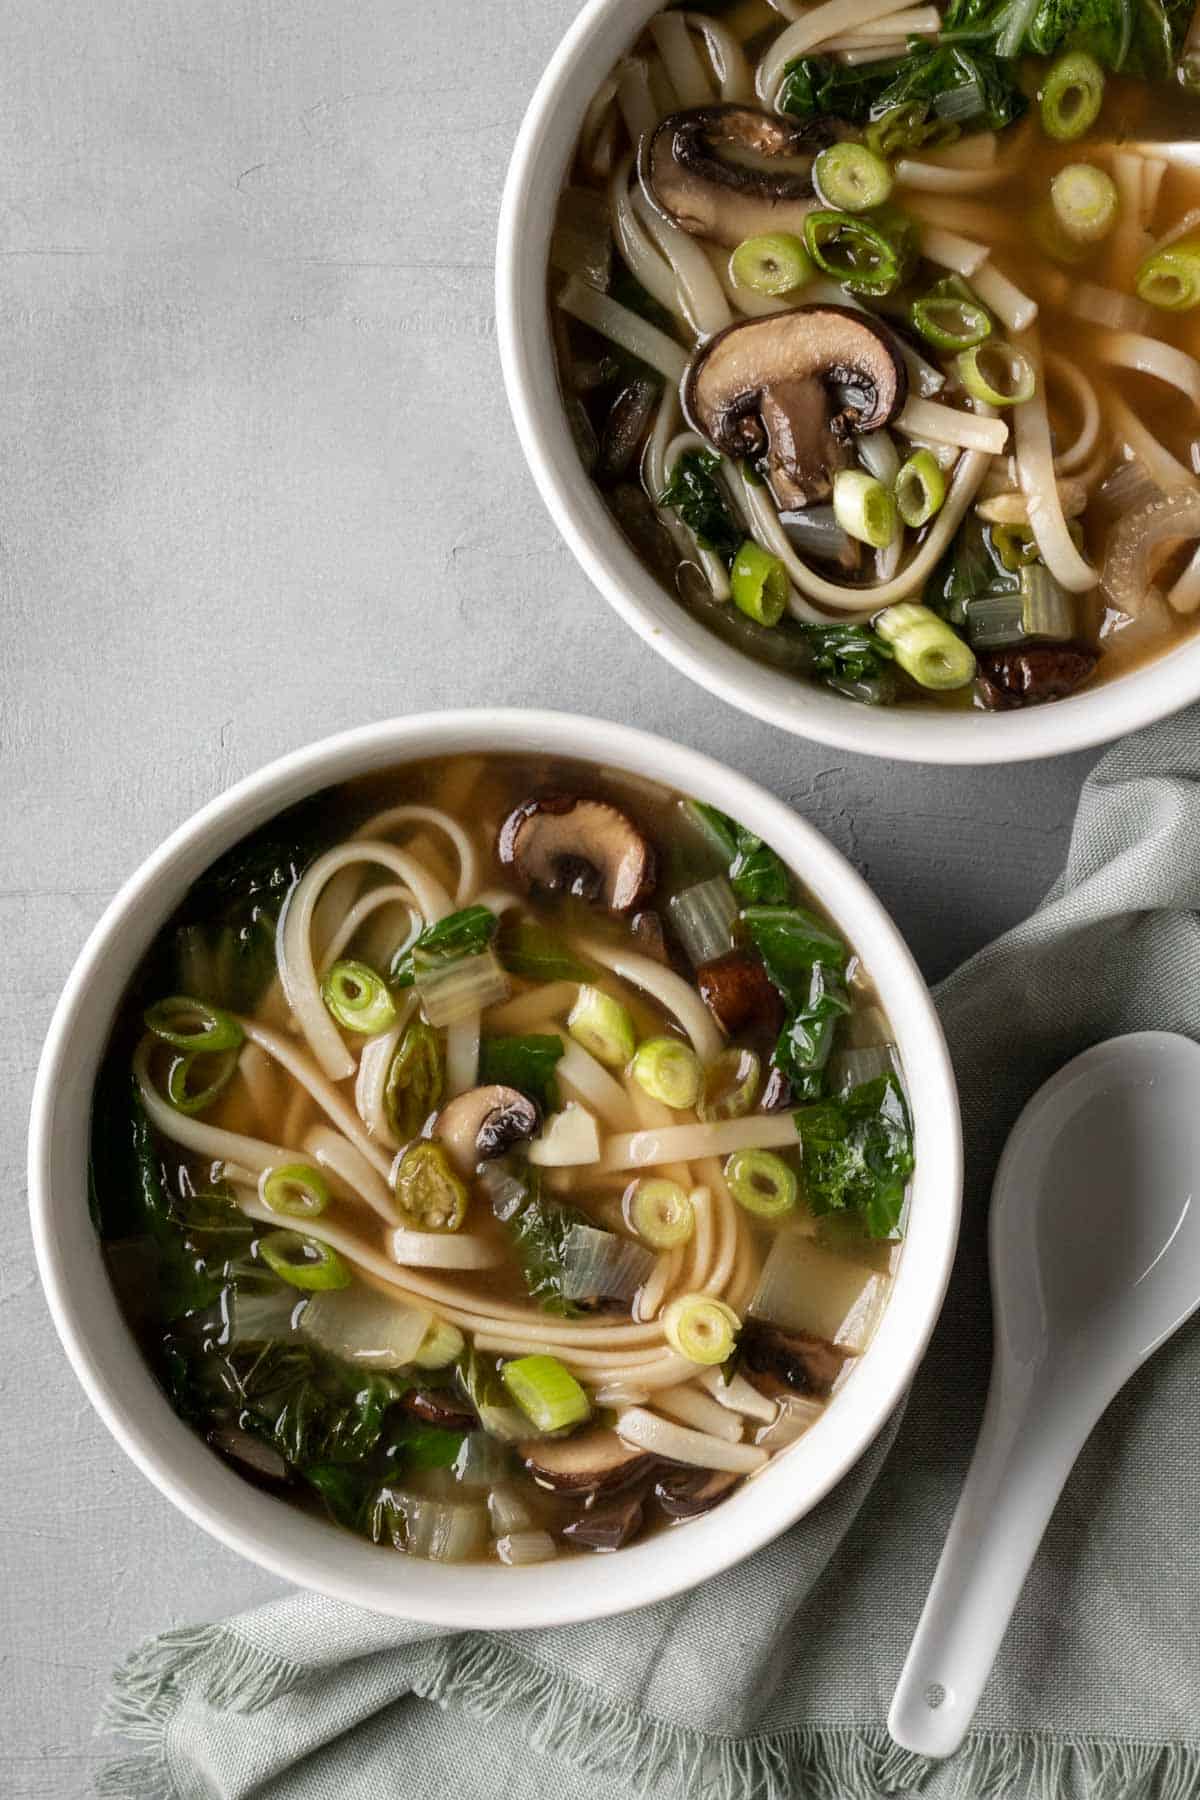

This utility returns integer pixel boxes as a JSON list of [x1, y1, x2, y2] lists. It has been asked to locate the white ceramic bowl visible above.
[[29, 709, 960, 1627], [496, 0, 1200, 764]]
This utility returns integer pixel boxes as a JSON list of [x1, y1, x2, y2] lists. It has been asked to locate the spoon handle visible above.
[[888, 1367, 1099, 1759]]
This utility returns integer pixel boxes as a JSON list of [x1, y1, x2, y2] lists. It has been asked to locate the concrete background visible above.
[[0, 0, 1097, 1791]]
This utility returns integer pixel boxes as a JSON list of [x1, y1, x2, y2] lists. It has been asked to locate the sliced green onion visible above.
[[909, 276, 992, 351], [1050, 163, 1118, 245], [321, 959, 397, 1035], [631, 1036, 703, 1110], [624, 1176, 695, 1248], [1135, 236, 1200, 312], [895, 450, 946, 528], [1019, 563, 1075, 639], [1029, 198, 1094, 266], [865, 101, 957, 160], [164, 1048, 238, 1115], [730, 231, 813, 295], [260, 1162, 331, 1219], [500, 1354, 590, 1432], [413, 1316, 466, 1369], [990, 522, 1039, 571], [568, 985, 637, 1069], [955, 340, 1037, 407], [144, 995, 243, 1054], [724, 1148, 798, 1218], [663, 1293, 741, 1365], [1040, 50, 1104, 142], [394, 1140, 469, 1233], [385, 1017, 445, 1140], [814, 143, 892, 213], [874, 602, 976, 690], [803, 208, 911, 297], [833, 469, 898, 549], [731, 539, 787, 626], [258, 1229, 351, 1291], [698, 1046, 761, 1122], [1180, 50, 1200, 93]]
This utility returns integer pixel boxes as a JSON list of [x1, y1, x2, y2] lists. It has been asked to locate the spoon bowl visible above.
[[890, 1031, 1200, 1759]]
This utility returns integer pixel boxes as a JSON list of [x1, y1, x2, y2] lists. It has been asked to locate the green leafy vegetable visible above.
[[391, 905, 498, 987], [496, 1167, 589, 1315], [496, 917, 594, 982], [742, 905, 849, 1000], [659, 450, 744, 567], [794, 1073, 914, 1237], [942, 0, 1191, 78], [779, 42, 1026, 135], [478, 1035, 565, 1114], [683, 801, 791, 904], [774, 963, 853, 1088], [927, 514, 1020, 627], [796, 622, 898, 705], [384, 1416, 468, 1470]]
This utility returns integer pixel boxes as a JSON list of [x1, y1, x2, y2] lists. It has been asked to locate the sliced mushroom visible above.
[[630, 908, 669, 964], [684, 308, 907, 510], [641, 104, 837, 248], [398, 1389, 478, 1433], [697, 950, 784, 1037], [976, 645, 1099, 709], [654, 1466, 739, 1520], [521, 1427, 654, 1494], [208, 1424, 291, 1486], [499, 794, 656, 914], [740, 1320, 848, 1398], [561, 1491, 646, 1552], [436, 1084, 541, 1175]]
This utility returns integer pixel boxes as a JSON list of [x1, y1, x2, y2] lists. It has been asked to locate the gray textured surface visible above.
[[0, 1, 1098, 1793]]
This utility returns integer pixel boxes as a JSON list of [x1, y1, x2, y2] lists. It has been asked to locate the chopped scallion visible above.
[[955, 340, 1037, 407], [833, 469, 898, 549], [1040, 51, 1104, 142], [895, 450, 946, 528], [874, 602, 976, 690], [909, 276, 992, 352], [500, 1354, 590, 1432], [568, 985, 637, 1069], [1050, 163, 1118, 245], [631, 1036, 703, 1110], [814, 143, 893, 214], [322, 960, 397, 1035], [731, 539, 788, 626], [260, 1162, 332, 1219], [663, 1293, 741, 1365], [730, 231, 813, 296], [624, 1177, 696, 1249], [164, 1047, 238, 1115], [258, 1229, 351, 1291], [144, 995, 243, 1054], [394, 1140, 469, 1233], [803, 208, 913, 298], [724, 1148, 798, 1219], [1135, 237, 1200, 312]]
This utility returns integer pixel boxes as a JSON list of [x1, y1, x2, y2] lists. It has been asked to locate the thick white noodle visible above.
[[897, 397, 1009, 455], [970, 262, 1038, 332], [556, 1037, 635, 1128], [237, 1013, 397, 1180], [486, 979, 578, 1034], [1108, 150, 1151, 286], [757, 0, 919, 101], [698, 1364, 777, 1422], [837, 40, 907, 61], [388, 1227, 503, 1270], [896, 160, 1013, 194], [616, 58, 660, 144], [558, 275, 690, 385], [237, 1042, 279, 1128], [650, 12, 713, 107], [134, 1038, 295, 1177], [681, 11, 753, 101], [600, 1111, 799, 1171], [355, 804, 479, 908], [831, 6, 940, 33], [654, 1384, 745, 1441], [617, 1406, 769, 1473], [444, 1016, 481, 1097], [636, 1247, 684, 1321], [1168, 545, 1200, 615], [1095, 331, 1200, 409], [609, 155, 688, 321], [899, 193, 1020, 244], [301, 1122, 398, 1223], [919, 226, 990, 277], [663, 430, 735, 598], [1141, 156, 1168, 229], [1106, 393, 1194, 492], [318, 884, 421, 974], [1147, 205, 1200, 256], [632, 186, 733, 339], [1013, 330, 1099, 593], [923, 133, 998, 169], [278, 839, 452, 1082], [1060, 279, 1153, 335], [576, 939, 724, 1063], [355, 1003, 415, 1150], [1044, 351, 1101, 475]]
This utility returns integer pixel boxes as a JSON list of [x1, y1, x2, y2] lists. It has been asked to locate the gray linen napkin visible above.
[[102, 711, 1200, 1800]]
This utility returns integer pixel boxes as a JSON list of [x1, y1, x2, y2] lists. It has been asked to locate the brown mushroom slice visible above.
[[654, 1466, 739, 1520], [435, 1084, 541, 1175], [521, 1427, 653, 1494], [641, 104, 837, 247], [561, 1490, 647, 1552], [977, 645, 1099, 709], [499, 794, 656, 914], [740, 1320, 849, 1398], [683, 307, 907, 510], [398, 1389, 478, 1433], [696, 950, 784, 1037]]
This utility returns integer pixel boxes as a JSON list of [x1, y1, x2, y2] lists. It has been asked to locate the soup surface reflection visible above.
[[91, 755, 913, 1562], [551, 0, 1200, 713]]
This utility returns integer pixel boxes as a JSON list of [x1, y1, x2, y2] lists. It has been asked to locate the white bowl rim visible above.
[[28, 707, 961, 1628], [494, 0, 1200, 766]]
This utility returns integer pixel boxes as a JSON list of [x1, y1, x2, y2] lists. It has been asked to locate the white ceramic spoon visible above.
[[889, 1030, 1200, 1759]]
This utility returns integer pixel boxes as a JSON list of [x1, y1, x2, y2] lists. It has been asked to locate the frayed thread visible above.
[[98, 1620, 1200, 1800]]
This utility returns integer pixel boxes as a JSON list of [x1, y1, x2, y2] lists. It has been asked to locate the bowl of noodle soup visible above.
[[29, 711, 958, 1624], [497, 0, 1200, 760]]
